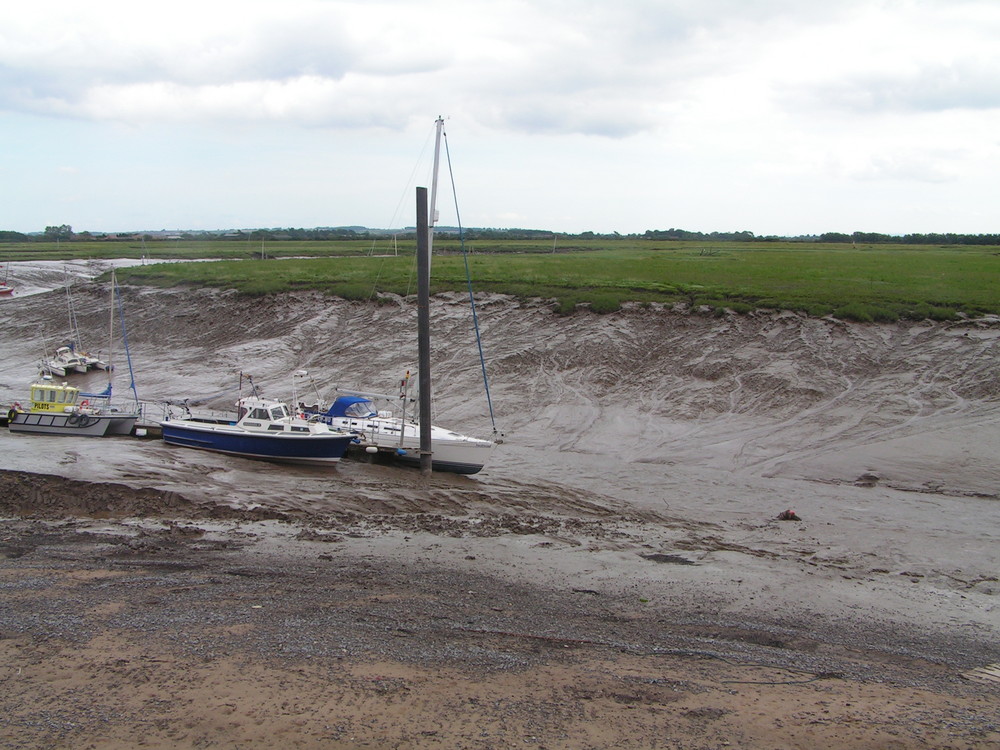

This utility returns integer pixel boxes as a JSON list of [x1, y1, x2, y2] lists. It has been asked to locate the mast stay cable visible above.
[[440, 124, 499, 437]]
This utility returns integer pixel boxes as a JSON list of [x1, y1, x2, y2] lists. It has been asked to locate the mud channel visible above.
[[0, 261, 998, 748]]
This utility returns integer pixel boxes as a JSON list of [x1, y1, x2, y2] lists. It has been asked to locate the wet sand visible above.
[[0, 263, 998, 748]]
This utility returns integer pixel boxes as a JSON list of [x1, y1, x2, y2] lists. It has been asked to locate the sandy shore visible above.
[[1, 267, 999, 747], [2, 471, 998, 749]]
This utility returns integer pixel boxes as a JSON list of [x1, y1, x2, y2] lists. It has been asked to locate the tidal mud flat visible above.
[[1, 265, 998, 747]]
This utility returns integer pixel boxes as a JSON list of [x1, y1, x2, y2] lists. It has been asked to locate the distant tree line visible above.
[[645, 228, 1000, 245], [816, 231, 1000, 245], [1, 225, 998, 245], [641, 228, 768, 242]]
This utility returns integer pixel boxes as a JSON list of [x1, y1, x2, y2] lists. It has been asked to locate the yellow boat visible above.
[[7, 378, 136, 437]]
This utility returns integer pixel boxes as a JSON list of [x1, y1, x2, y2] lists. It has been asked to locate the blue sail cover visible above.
[[327, 396, 378, 418], [80, 383, 113, 399]]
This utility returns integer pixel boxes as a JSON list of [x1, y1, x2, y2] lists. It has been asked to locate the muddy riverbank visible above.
[[1, 265, 998, 747]]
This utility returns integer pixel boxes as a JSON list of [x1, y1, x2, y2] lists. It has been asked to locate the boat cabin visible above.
[[234, 398, 313, 434], [27, 380, 82, 413], [239, 402, 292, 422], [327, 396, 379, 420]]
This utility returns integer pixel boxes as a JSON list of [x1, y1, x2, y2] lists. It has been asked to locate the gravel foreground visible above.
[[1, 472, 998, 749]]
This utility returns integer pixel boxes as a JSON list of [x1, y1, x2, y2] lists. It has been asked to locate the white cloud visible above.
[[1, 0, 999, 234]]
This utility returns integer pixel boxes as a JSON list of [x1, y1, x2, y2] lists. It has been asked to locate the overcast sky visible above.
[[2, 0, 998, 236]]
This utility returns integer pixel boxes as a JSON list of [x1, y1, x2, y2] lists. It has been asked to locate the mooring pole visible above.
[[416, 186, 433, 475]]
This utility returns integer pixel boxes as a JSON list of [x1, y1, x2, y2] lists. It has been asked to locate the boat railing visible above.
[[158, 401, 236, 423]]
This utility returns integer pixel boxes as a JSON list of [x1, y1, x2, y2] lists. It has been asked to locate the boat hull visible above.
[[161, 420, 353, 465], [325, 416, 493, 474], [104, 414, 139, 436], [391, 445, 492, 474], [9, 411, 112, 437]]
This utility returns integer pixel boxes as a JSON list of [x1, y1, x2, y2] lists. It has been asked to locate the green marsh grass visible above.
[[11, 239, 998, 322]]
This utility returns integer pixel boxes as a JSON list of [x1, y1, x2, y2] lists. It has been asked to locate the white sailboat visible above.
[[78, 269, 141, 435], [40, 271, 109, 376], [0, 262, 13, 296], [10, 272, 137, 437], [307, 371, 494, 475], [308, 118, 499, 474]]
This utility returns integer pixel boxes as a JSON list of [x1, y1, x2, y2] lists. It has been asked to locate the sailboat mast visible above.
[[426, 116, 444, 280], [107, 269, 116, 390], [64, 270, 82, 350]]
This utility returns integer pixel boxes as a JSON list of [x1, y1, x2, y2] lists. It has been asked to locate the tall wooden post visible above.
[[416, 187, 433, 475]]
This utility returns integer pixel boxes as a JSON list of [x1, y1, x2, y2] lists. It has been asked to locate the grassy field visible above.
[[6, 239, 999, 321]]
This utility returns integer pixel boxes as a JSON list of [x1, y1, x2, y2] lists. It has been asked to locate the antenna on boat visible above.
[[241, 372, 260, 400], [292, 370, 309, 412]]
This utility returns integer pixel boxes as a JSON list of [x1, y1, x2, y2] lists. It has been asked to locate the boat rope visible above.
[[114, 274, 141, 404], [442, 128, 498, 435]]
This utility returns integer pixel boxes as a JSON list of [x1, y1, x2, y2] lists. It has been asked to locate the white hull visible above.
[[104, 414, 139, 435], [330, 416, 493, 474], [10, 411, 113, 437]]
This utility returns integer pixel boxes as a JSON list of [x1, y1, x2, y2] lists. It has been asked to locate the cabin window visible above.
[[270, 406, 288, 420], [344, 401, 378, 418], [290, 426, 308, 433], [47, 390, 57, 402], [250, 408, 270, 420], [267, 425, 285, 431]]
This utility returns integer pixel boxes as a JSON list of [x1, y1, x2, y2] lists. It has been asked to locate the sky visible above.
[[1, 0, 998, 237]]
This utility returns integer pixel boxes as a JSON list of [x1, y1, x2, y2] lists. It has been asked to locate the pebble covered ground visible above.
[[1, 474, 998, 748]]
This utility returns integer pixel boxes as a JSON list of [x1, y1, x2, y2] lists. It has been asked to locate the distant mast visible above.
[[426, 116, 444, 282]]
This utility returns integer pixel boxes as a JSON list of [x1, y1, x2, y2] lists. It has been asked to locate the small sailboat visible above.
[[307, 372, 494, 475], [79, 269, 141, 435], [39, 270, 109, 376], [11, 271, 140, 437], [41, 345, 90, 377], [0, 263, 13, 296]]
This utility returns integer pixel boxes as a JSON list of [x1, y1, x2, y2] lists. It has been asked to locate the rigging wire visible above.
[[441, 125, 499, 436], [113, 273, 140, 405], [363, 126, 440, 303], [64, 267, 82, 350]]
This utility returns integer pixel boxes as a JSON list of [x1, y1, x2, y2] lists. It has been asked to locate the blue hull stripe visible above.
[[161, 424, 352, 463]]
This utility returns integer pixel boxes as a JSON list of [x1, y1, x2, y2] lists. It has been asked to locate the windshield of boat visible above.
[[31, 385, 76, 405], [344, 400, 378, 419], [271, 404, 289, 420]]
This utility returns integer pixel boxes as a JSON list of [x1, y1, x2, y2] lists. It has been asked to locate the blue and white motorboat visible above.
[[160, 395, 354, 466]]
